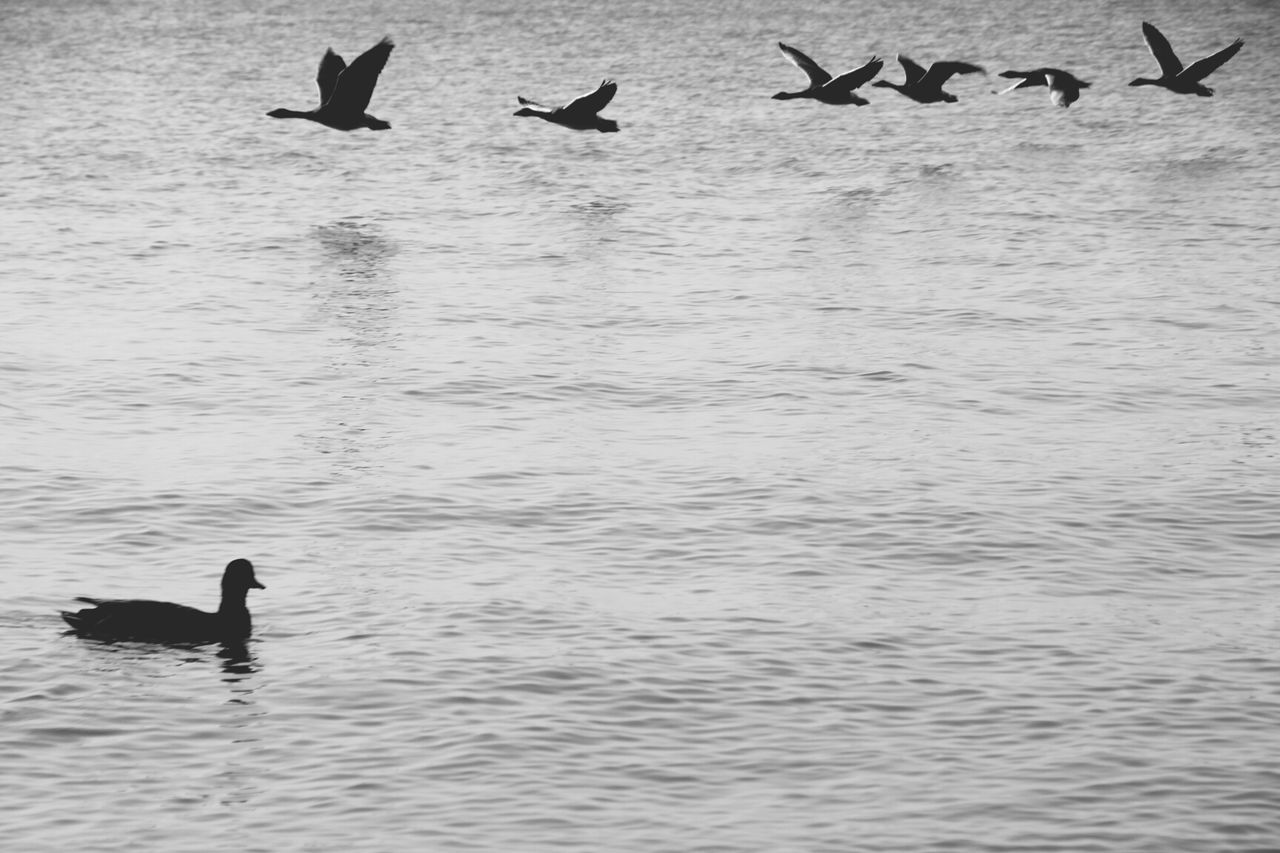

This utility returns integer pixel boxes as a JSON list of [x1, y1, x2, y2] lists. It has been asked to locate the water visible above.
[[3, 0, 1280, 849]]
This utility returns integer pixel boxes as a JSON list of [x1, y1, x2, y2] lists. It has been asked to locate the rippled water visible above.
[[3, 0, 1280, 850]]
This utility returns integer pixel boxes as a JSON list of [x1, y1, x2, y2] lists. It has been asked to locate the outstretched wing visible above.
[[896, 55, 928, 86], [316, 49, 347, 106], [564, 79, 617, 115], [921, 61, 985, 88], [826, 56, 883, 93], [330, 36, 394, 114], [778, 42, 831, 88], [517, 95, 551, 108], [997, 70, 1044, 92], [1140, 22, 1183, 76], [1180, 38, 1243, 82]]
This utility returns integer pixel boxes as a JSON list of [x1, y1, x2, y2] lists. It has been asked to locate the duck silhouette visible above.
[[772, 42, 883, 106], [872, 55, 985, 103], [514, 79, 619, 132], [61, 559, 265, 643], [999, 68, 1091, 107], [1130, 22, 1243, 96], [268, 37, 395, 130]]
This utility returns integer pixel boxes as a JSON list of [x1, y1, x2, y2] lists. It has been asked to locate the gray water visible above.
[[3, 0, 1280, 850]]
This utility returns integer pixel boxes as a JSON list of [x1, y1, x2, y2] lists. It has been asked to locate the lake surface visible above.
[[3, 0, 1280, 850]]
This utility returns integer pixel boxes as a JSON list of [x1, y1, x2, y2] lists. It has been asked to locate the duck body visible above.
[[1130, 22, 1242, 96], [61, 559, 265, 644], [999, 67, 1091, 107], [268, 37, 394, 130], [771, 43, 883, 106], [872, 55, 985, 103], [515, 80, 619, 132]]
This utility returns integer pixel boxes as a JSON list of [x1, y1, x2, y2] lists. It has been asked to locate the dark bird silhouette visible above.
[[771, 42, 883, 105], [268, 37, 395, 130], [61, 559, 265, 643], [872, 55, 985, 103], [999, 68, 1091, 107], [1129, 22, 1243, 96], [514, 80, 619, 132]]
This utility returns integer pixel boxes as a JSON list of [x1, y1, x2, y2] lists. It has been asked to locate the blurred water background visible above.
[[3, 0, 1280, 850]]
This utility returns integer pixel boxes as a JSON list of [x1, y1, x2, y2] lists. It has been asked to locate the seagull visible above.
[[872, 55, 985, 103], [514, 80, 619, 132], [999, 68, 1091, 107], [771, 42, 883, 105], [1129, 21, 1243, 96], [267, 37, 395, 130]]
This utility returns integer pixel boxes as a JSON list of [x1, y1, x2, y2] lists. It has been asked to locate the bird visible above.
[[267, 37, 395, 130], [872, 55, 985, 103], [998, 68, 1091, 107], [61, 559, 266, 643], [1129, 21, 1243, 96], [514, 80, 619, 132], [771, 42, 883, 105]]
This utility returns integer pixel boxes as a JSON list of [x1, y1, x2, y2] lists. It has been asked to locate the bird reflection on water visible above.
[[216, 640, 258, 677], [303, 219, 403, 475], [313, 217, 398, 284], [60, 632, 262, 680]]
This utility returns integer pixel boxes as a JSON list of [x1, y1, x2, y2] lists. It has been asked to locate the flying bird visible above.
[[1129, 21, 1243, 96], [268, 37, 395, 130], [514, 80, 619, 132], [999, 68, 1091, 107], [771, 42, 883, 105], [872, 55, 985, 103]]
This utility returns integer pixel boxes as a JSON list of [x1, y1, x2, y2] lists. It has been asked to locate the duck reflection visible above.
[[66, 633, 262, 684], [216, 640, 259, 679]]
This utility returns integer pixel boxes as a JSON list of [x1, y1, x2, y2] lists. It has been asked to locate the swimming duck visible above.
[[872, 55, 985, 103], [61, 559, 265, 643], [514, 80, 619, 132], [772, 42, 883, 105], [1130, 22, 1242, 96], [268, 37, 395, 130], [999, 68, 1091, 107]]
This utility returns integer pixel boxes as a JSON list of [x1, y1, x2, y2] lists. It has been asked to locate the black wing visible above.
[[330, 37, 394, 115], [826, 57, 883, 93], [564, 79, 617, 115], [896, 55, 928, 86], [921, 61, 985, 88], [997, 70, 1045, 92], [778, 42, 832, 88], [1180, 38, 1243, 82], [316, 49, 347, 106], [1140, 22, 1183, 76]]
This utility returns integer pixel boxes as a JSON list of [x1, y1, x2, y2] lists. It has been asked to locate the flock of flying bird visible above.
[[266, 21, 1245, 133], [57, 21, 1247, 646]]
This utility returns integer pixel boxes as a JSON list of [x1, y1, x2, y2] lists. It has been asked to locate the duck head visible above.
[[223, 558, 265, 592]]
